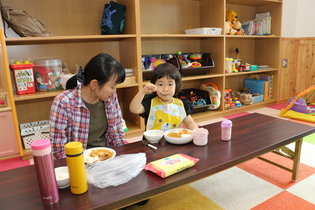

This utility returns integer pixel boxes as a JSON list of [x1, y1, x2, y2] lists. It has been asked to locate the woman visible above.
[[50, 53, 127, 159]]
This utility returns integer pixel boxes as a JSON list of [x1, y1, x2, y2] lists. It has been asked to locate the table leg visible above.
[[292, 139, 303, 181], [258, 138, 303, 181]]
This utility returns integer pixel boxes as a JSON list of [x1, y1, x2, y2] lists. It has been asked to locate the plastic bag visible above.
[[86, 153, 146, 188]]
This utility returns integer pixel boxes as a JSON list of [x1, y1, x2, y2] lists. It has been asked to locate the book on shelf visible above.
[[125, 68, 134, 77], [241, 12, 271, 35], [125, 72, 134, 77], [242, 21, 253, 35], [254, 16, 271, 35], [244, 78, 266, 95], [248, 74, 273, 100], [125, 68, 133, 73]]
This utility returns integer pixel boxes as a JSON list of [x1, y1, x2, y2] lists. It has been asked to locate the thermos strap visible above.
[[66, 151, 83, 157]]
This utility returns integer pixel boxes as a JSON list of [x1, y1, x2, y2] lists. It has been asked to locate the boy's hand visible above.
[[142, 83, 157, 94]]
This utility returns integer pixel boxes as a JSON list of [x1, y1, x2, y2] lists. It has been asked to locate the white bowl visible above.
[[54, 166, 70, 189], [84, 147, 116, 164], [164, 128, 193, 144], [144, 130, 164, 143]]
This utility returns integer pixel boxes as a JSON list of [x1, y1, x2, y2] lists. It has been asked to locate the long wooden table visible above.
[[1, 113, 314, 210]]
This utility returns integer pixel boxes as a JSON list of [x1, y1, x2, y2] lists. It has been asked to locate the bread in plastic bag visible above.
[[85, 153, 146, 188]]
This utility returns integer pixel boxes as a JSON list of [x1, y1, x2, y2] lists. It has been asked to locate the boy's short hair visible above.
[[150, 63, 182, 94]]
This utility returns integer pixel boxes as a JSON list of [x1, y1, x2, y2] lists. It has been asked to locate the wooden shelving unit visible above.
[[0, 0, 282, 158]]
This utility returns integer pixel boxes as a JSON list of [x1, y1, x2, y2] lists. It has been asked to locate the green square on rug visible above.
[[304, 133, 315, 145]]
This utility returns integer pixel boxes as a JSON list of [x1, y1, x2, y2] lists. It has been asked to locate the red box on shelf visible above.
[[10, 61, 35, 95]]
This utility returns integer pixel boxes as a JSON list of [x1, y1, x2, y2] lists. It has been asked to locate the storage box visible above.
[[10, 61, 35, 95], [0, 92, 8, 108], [252, 95, 264, 104], [33, 59, 62, 91], [178, 89, 211, 113], [185, 27, 222, 35], [20, 120, 49, 149], [142, 52, 215, 79], [179, 53, 215, 76], [142, 54, 181, 81], [244, 78, 265, 95], [244, 78, 267, 104]]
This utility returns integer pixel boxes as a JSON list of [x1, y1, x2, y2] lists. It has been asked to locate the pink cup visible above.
[[193, 128, 209, 146], [221, 120, 232, 141]]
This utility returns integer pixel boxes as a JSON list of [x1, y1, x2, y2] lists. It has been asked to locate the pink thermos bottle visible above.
[[31, 139, 59, 205], [221, 120, 232, 141]]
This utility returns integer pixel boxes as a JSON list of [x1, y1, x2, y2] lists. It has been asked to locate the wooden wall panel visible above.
[[279, 38, 298, 101], [279, 38, 315, 102], [297, 40, 315, 90]]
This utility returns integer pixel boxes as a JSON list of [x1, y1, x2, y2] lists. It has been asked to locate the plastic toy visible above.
[[200, 82, 221, 110], [148, 57, 156, 70], [191, 62, 202, 67], [122, 119, 129, 132], [189, 53, 202, 60], [154, 59, 166, 68], [187, 91, 207, 107], [177, 51, 192, 68], [196, 98, 207, 106], [233, 97, 242, 108], [190, 91, 198, 107], [239, 93, 253, 105], [232, 63, 238, 72], [280, 85, 315, 122]]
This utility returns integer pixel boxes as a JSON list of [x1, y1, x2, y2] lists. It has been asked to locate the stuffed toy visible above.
[[225, 9, 243, 35]]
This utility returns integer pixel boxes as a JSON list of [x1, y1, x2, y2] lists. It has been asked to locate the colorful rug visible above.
[[131, 142, 315, 210], [0, 157, 31, 172]]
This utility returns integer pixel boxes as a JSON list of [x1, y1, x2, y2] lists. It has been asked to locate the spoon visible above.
[[142, 138, 157, 150], [157, 90, 168, 96]]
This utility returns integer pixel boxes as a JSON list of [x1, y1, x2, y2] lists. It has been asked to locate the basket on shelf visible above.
[[20, 120, 49, 149]]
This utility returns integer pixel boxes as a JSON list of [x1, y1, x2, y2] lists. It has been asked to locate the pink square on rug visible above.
[[0, 157, 31, 172], [252, 191, 315, 210], [237, 152, 315, 189], [268, 103, 287, 110], [224, 112, 250, 119]]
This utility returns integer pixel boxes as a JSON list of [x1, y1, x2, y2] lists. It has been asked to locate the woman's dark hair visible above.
[[66, 53, 125, 89], [150, 63, 182, 94]]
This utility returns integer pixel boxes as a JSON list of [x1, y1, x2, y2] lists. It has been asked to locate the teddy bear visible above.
[[225, 9, 243, 35]]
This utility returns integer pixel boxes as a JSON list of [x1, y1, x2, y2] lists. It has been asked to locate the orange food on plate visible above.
[[167, 129, 192, 138], [90, 149, 113, 161]]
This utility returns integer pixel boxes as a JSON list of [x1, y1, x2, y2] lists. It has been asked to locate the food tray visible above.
[[20, 120, 49, 149], [185, 27, 222, 35]]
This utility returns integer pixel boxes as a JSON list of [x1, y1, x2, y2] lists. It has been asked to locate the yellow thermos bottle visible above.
[[65, 142, 88, 194]]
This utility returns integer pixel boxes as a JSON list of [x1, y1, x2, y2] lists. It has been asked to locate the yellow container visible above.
[[65, 142, 88, 194], [225, 58, 233, 73]]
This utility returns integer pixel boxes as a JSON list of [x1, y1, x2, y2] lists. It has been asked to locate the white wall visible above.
[[282, 0, 315, 37]]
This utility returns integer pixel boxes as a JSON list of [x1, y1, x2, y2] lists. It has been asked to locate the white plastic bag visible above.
[[60, 73, 75, 90], [86, 153, 146, 188]]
